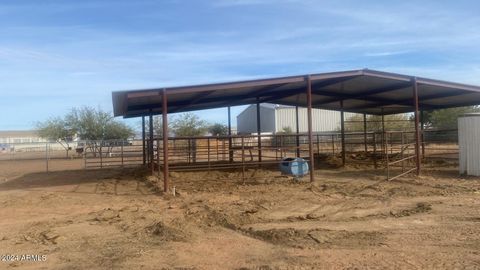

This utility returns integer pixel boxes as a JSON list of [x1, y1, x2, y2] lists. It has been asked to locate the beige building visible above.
[[0, 130, 47, 144]]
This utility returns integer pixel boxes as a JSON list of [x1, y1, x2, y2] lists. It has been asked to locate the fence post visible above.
[[373, 133, 377, 169], [390, 133, 393, 154], [207, 137, 211, 171], [151, 139, 155, 176], [157, 138, 160, 177], [241, 136, 245, 184], [83, 142, 87, 170], [331, 134, 335, 155], [188, 139, 191, 163], [275, 135, 278, 160], [401, 132, 405, 173], [45, 142, 49, 173], [279, 136, 282, 158], [317, 134, 320, 155], [363, 113, 368, 153], [386, 133, 390, 180], [121, 141, 124, 168], [100, 142, 103, 169]]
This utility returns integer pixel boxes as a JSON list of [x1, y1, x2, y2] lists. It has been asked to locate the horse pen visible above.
[[1, 69, 479, 269]]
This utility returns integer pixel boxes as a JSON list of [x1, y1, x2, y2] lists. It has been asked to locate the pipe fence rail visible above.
[[0, 130, 459, 179]]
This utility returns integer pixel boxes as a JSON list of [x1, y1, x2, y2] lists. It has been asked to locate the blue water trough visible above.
[[279, 157, 309, 180]]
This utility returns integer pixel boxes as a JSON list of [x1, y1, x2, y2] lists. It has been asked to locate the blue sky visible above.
[[1, 0, 480, 130]]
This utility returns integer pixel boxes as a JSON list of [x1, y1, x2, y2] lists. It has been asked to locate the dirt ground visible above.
[[0, 160, 479, 269]]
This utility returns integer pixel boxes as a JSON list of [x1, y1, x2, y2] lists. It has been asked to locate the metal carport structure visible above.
[[112, 68, 480, 192]]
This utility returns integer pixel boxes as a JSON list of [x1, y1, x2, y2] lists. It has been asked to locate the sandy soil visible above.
[[0, 161, 479, 269]]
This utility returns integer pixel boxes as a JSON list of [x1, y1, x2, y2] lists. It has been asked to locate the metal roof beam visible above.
[[347, 89, 473, 111], [129, 82, 293, 113], [131, 75, 357, 113], [314, 81, 412, 106], [347, 101, 439, 111], [214, 83, 291, 108], [418, 90, 470, 101], [260, 75, 359, 103], [170, 90, 216, 113], [126, 87, 284, 112]]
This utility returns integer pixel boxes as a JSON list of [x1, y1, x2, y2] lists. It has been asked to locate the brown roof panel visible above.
[[112, 69, 480, 118]]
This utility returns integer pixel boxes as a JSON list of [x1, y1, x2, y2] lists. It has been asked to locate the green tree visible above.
[[67, 106, 134, 155], [66, 107, 133, 140], [344, 114, 413, 132], [279, 126, 293, 134], [38, 106, 134, 157], [209, 123, 228, 136], [170, 113, 208, 162], [273, 126, 295, 147], [422, 106, 479, 130], [137, 115, 164, 139], [171, 113, 208, 137], [152, 116, 163, 136], [103, 121, 135, 140], [36, 117, 75, 157]]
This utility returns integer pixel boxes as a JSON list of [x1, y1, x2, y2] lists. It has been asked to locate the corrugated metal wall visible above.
[[458, 114, 480, 175], [275, 107, 357, 133], [236, 104, 276, 134], [237, 104, 358, 134]]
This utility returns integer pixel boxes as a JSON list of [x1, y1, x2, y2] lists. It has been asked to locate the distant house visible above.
[[236, 104, 357, 134], [0, 130, 47, 144]]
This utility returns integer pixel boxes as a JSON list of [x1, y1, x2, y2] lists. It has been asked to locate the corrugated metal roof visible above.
[[112, 69, 480, 118]]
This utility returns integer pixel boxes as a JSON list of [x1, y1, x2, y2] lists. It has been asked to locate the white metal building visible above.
[[458, 113, 480, 176], [236, 104, 357, 134], [0, 130, 47, 144]]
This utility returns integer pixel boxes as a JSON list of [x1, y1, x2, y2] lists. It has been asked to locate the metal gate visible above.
[[384, 131, 417, 180], [83, 140, 143, 169]]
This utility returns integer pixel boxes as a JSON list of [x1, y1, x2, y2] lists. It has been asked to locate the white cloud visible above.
[[364, 51, 412, 57]]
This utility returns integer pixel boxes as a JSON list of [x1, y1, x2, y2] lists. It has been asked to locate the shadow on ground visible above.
[[0, 168, 155, 195]]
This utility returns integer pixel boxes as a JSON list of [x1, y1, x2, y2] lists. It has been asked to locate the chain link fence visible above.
[[0, 140, 144, 179]]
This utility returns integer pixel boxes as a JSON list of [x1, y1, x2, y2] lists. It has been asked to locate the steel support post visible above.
[[295, 106, 300, 157], [142, 116, 146, 165], [241, 136, 245, 183], [340, 100, 345, 166], [306, 76, 315, 182], [381, 109, 385, 156], [228, 106, 233, 162], [256, 99, 262, 163], [386, 134, 390, 180], [363, 113, 368, 153], [162, 89, 169, 192], [412, 78, 421, 175], [373, 134, 377, 169], [149, 113, 154, 175], [157, 139, 160, 177], [420, 110, 425, 159]]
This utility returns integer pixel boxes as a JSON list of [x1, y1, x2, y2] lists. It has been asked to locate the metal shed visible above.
[[458, 113, 480, 176], [237, 104, 358, 134]]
